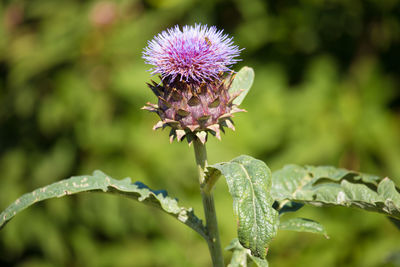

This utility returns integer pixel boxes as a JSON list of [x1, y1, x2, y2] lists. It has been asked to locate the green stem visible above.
[[193, 138, 224, 267]]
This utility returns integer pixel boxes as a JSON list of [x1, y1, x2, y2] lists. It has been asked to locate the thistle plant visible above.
[[1, 24, 400, 267]]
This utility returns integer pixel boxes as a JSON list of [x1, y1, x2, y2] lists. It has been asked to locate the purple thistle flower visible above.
[[142, 24, 246, 144], [143, 24, 241, 83]]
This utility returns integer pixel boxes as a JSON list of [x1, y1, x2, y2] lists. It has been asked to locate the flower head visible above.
[[143, 24, 241, 83], [142, 24, 245, 144]]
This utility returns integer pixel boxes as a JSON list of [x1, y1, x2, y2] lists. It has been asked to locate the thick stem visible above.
[[193, 139, 224, 267]]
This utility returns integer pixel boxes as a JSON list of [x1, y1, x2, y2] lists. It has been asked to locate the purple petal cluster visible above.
[[143, 24, 241, 83]]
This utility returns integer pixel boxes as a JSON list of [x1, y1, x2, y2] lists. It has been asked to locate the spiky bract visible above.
[[143, 73, 245, 144], [143, 24, 241, 84]]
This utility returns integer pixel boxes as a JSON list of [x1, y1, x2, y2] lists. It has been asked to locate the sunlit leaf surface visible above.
[[210, 155, 279, 259], [272, 165, 400, 219]]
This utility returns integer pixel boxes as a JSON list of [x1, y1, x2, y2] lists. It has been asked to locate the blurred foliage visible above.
[[0, 0, 400, 266]]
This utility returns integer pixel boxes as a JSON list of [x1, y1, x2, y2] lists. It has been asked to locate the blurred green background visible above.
[[1, 0, 400, 266]]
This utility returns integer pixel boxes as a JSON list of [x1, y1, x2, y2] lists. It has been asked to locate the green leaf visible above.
[[279, 218, 329, 238], [226, 239, 269, 267], [210, 155, 279, 259], [271, 165, 400, 219], [0, 171, 206, 239], [229, 66, 255, 105]]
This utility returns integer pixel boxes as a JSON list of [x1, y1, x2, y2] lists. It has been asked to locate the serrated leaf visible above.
[[0, 171, 206, 238], [210, 155, 279, 259], [271, 165, 400, 219], [229, 66, 254, 105], [226, 239, 269, 267], [279, 218, 328, 238]]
